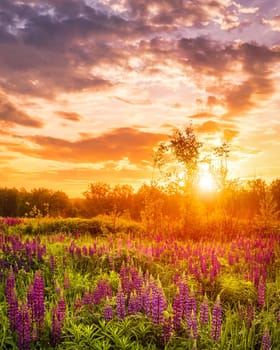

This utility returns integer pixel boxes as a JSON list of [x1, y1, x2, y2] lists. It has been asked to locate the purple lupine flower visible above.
[[83, 290, 93, 307], [51, 295, 66, 347], [27, 284, 34, 329], [211, 296, 222, 342], [93, 279, 112, 304], [120, 264, 131, 294], [5, 268, 18, 331], [172, 291, 183, 332], [116, 287, 126, 320], [32, 270, 45, 332], [104, 301, 114, 322], [199, 295, 209, 326], [16, 302, 31, 350], [128, 291, 140, 315], [151, 286, 165, 325], [258, 279, 265, 309], [8, 291, 18, 331], [5, 268, 15, 303], [191, 310, 198, 340], [162, 316, 172, 344], [261, 330, 271, 350]]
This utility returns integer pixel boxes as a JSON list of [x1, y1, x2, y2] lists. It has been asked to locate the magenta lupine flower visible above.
[[258, 279, 265, 309], [261, 330, 271, 350], [16, 302, 31, 350], [69, 241, 75, 256], [74, 297, 83, 314], [199, 295, 209, 326], [49, 254, 56, 272], [75, 230, 79, 239], [63, 273, 70, 289], [82, 246, 88, 256], [211, 296, 222, 342], [116, 287, 126, 320], [32, 270, 45, 332], [245, 304, 255, 328], [104, 301, 114, 322]]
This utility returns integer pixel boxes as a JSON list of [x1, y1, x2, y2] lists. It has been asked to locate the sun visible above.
[[198, 171, 216, 192]]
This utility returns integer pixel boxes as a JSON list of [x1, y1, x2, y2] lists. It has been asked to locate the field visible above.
[[0, 218, 280, 349]]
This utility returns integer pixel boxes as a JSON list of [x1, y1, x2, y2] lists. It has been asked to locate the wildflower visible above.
[[245, 303, 255, 328], [63, 272, 70, 289], [172, 291, 183, 332], [49, 254, 56, 272], [258, 279, 265, 309], [32, 270, 45, 332], [191, 310, 198, 340], [93, 279, 112, 304], [199, 295, 209, 326], [116, 287, 126, 320], [261, 330, 271, 350], [211, 296, 222, 342], [128, 291, 140, 315], [16, 302, 31, 350], [5, 269, 18, 331], [104, 300, 114, 322], [162, 316, 172, 344], [151, 286, 165, 325], [51, 295, 66, 347]]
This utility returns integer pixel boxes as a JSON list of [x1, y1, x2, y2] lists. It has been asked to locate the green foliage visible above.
[[219, 275, 256, 305]]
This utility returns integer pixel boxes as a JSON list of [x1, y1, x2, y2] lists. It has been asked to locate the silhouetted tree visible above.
[[155, 125, 202, 192]]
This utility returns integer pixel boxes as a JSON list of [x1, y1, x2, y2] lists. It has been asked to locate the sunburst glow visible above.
[[198, 172, 216, 192]]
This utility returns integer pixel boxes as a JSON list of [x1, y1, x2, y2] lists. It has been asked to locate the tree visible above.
[[270, 179, 280, 219], [154, 125, 202, 192], [213, 141, 230, 189], [83, 182, 112, 217]]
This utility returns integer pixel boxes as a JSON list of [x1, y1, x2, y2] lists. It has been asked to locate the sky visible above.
[[0, 0, 280, 197]]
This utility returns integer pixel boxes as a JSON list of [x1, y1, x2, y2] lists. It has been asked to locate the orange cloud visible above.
[[3, 127, 168, 165]]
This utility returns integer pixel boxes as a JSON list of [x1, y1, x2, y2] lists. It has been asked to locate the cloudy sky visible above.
[[0, 0, 280, 196]]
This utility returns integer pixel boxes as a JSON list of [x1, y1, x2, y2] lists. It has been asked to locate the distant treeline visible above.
[[0, 179, 280, 225]]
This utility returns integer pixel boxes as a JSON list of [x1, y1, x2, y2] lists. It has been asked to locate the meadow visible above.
[[0, 217, 279, 350]]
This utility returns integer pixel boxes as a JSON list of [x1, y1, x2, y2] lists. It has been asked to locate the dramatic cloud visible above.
[[263, 15, 280, 31], [0, 0, 279, 195], [0, 95, 43, 128]]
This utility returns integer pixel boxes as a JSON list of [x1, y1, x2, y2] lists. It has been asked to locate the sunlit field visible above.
[[0, 217, 279, 350]]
